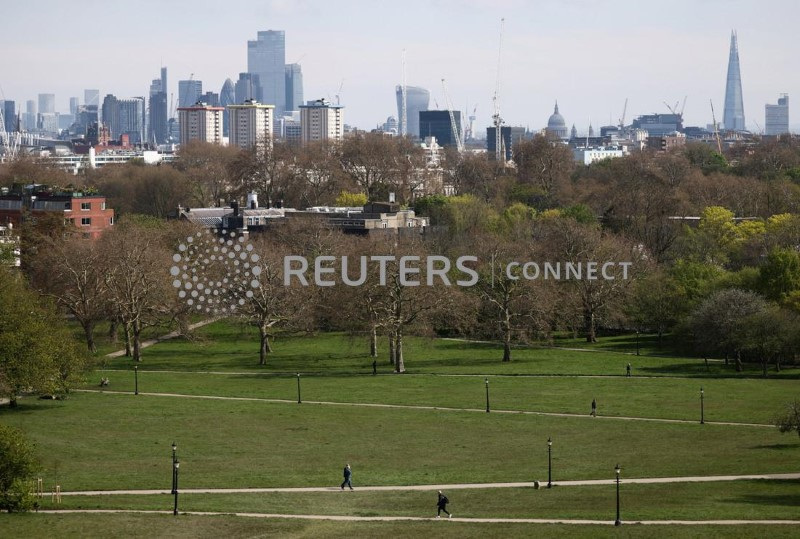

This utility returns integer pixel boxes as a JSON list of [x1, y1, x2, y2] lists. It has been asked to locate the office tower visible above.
[[486, 126, 512, 161], [247, 30, 286, 117], [228, 100, 274, 150], [765, 94, 789, 136], [23, 100, 36, 130], [235, 73, 261, 104], [38, 93, 55, 114], [723, 30, 745, 131], [299, 99, 343, 143], [178, 80, 203, 108], [220, 78, 235, 138], [199, 92, 220, 107], [178, 102, 223, 144], [119, 98, 145, 143], [101, 94, 119, 137], [395, 85, 430, 139], [149, 92, 168, 144], [69, 97, 79, 116], [2, 101, 16, 132], [419, 110, 461, 147], [161, 67, 168, 97], [37, 113, 58, 134], [84, 89, 100, 107], [285, 63, 303, 112]]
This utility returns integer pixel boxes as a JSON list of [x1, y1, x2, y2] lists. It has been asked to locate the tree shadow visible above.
[[750, 443, 799, 450]]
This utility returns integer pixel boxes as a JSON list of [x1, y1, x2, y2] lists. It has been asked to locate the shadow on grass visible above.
[[726, 493, 800, 507], [751, 443, 799, 451]]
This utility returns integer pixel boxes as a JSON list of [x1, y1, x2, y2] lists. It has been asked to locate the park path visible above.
[[59, 472, 800, 496], [35, 509, 800, 525], [104, 319, 219, 359], [76, 388, 773, 428]]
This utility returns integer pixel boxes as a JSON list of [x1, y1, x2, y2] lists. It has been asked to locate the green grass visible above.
[[3, 514, 797, 539], [2, 392, 798, 492]]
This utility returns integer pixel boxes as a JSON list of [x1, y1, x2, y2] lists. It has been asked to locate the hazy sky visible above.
[[2, 0, 798, 132]]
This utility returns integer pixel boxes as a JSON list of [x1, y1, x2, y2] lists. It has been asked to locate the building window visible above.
[[109, 217, 114, 226], [81, 202, 91, 211], [64, 202, 71, 211], [81, 217, 91, 226], [101, 202, 106, 210]]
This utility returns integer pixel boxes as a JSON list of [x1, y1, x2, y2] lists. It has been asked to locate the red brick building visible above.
[[0, 190, 114, 239]]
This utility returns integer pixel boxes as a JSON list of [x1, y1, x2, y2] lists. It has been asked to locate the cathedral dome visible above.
[[546, 101, 569, 139]]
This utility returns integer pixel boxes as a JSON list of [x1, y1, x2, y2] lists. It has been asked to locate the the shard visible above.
[[723, 30, 745, 131]]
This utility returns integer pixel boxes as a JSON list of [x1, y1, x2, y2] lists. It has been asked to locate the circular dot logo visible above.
[[170, 228, 262, 314]]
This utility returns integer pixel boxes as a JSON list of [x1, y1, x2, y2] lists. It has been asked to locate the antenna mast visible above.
[[492, 18, 505, 163], [710, 99, 722, 154], [401, 50, 407, 137]]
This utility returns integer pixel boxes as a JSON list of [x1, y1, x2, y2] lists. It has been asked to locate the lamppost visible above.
[[547, 437, 552, 488], [485, 378, 490, 413], [700, 386, 705, 424], [614, 463, 621, 526], [134, 365, 138, 395], [296, 373, 301, 404], [635, 330, 640, 356], [173, 460, 179, 515], [171, 442, 177, 495]]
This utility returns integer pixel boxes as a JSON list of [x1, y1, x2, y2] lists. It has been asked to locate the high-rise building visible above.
[[285, 63, 303, 112], [486, 126, 512, 161], [248, 30, 286, 117], [178, 102, 223, 144], [69, 97, 79, 116], [38, 93, 55, 114], [200, 92, 220, 107], [419, 110, 461, 147], [299, 99, 343, 143], [84, 89, 100, 108], [723, 30, 746, 131], [148, 68, 168, 145], [235, 73, 261, 104], [119, 98, 145, 143], [178, 80, 203, 108], [161, 67, 168, 97], [765, 94, 789, 136], [228, 100, 274, 150], [101, 94, 118, 135], [23, 100, 36, 131], [220, 78, 235, 138], [2, 101, 17, 132], [395, 85, 430, 139]]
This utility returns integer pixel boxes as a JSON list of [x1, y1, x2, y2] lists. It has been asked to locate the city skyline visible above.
[[1, 0, 798, 133]]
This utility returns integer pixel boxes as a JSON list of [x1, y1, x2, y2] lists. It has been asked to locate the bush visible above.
[[0, 424, 38, 512]]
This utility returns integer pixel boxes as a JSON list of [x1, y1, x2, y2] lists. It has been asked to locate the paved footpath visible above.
[[77, 388, 772, 428], [105, 319, 219, 359], [60, 472, 800, 496], [36, 509, 800, 525]]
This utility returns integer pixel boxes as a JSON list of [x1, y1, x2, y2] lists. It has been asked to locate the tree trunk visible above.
[[369, 325, 378, 358], [584, 309, 597, 343], [124, 322, 132, 357], [132, 320, 142, 362], [109, 318, 119, 344], [388, 330, 395, 365], [259, 325, 270, 366], [394, 329, 405, 373], [735, 351, 742, 372], [83, 320, 97, 354], [502, 310, 511, 362], [9, 395, 17, 407], [762, 358, 768, 378]]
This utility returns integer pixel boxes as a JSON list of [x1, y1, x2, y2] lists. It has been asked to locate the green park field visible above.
[[1, 321, 798, 537]]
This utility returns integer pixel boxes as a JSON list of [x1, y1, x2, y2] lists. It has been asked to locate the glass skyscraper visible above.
[[723, 30, 745, 131], [248, 30, 286, 117], [395, 85, 430, 139], [285, 63, 303, 113]]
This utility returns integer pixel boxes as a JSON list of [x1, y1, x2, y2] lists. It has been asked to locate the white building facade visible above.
[[228, 100, 274, 150], [178, 102, 224, 145], [299, 99, 343, 143]]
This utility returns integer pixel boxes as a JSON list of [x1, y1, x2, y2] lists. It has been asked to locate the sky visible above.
[[1, 0, 798, 133]]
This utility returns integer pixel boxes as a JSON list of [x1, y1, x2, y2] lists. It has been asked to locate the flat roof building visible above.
[[299, 99, 343, 143], [228, 100, 274, 150], [178, 102, 224, 145]]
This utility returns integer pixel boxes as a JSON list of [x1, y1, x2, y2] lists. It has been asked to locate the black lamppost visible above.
[[171, 442, 177, 494], [296, 373, 301, 404], [485, 378, 490, 413], [700, 386, 705, 424], [635, 330, 640, 356], [614, 463, 621, 526], [547, 437, 552, 488], [134, 365, 138, 395], [173, 460, 179, 515]]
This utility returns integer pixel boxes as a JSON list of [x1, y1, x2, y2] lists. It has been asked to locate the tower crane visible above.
[[400, 50, 407, 137], [492, 18, 505, 163], [617, 98, 628, 131], [441, 79, 464, 154], [710, 99, 722, 154]]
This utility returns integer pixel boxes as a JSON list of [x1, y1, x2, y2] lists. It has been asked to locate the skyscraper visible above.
[[148, 67, 168, 145], [395, 86, 430, 139], [69, 97, 79, 116], [2, 101, 16, 132], [220, 78, 235, 138], [285, 63, 303, 112], [84, 89, 100, 108], [723, 30, 745, 131], [765, 94, 789, 136], [235, 73, 261, 105], [248, 30, 286, 117], [38, 93, 55, 114], [419, 110, 461, 147], [178, 80, 203, 108]]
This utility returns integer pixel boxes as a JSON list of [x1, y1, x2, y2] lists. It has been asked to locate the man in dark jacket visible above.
[[436, 490, 451, 518], [340, 464, 353, 490]]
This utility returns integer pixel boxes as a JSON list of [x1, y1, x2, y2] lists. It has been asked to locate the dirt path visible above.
[[105, 319, 219, 359]]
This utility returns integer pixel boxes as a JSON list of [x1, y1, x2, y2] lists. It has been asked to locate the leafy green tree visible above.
[[775, 400, 800, 438], [627, 272, 688, 342], [758, 248, 800, 303], [335, 191, 368, 208], [0, 424, 38, 512]]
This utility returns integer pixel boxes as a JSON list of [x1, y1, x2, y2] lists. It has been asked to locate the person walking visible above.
[[340, 464, 353, 490], [626, 363, 631, 377], [591, 398, 597, 417], [436, 490, 451, 518]]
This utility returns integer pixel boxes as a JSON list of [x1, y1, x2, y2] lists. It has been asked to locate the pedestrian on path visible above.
[[341, 464, 353, 490], [372, 360, 377, 375], [626, 363, 631, 377], [591, 398, 597, 417], [436, 490, 451, 518]]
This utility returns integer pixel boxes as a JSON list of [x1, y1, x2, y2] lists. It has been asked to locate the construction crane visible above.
[[679, 95, 688, 117], [491, 18, 505, 163], [710, 99, 722, 154], [400, 50, 407, 137], [441, 79, 464, 154], [617, 98, 628, 131], [335, 79, 345, 106]]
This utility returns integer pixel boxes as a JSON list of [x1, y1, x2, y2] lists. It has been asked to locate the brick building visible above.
[[0, 189, 114, 239]]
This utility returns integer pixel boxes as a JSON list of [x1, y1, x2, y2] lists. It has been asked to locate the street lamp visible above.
[[171, 442, 177, 495], [547, 437, 552, 488], [173, 460, 180, 515], [134, 365, 138, 395], [700, 387, 705, 424], [635, 330, 640, 356], [296, 373, 301, 404], [614, 463, 621, 526], [485, 378, 490, 413]]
